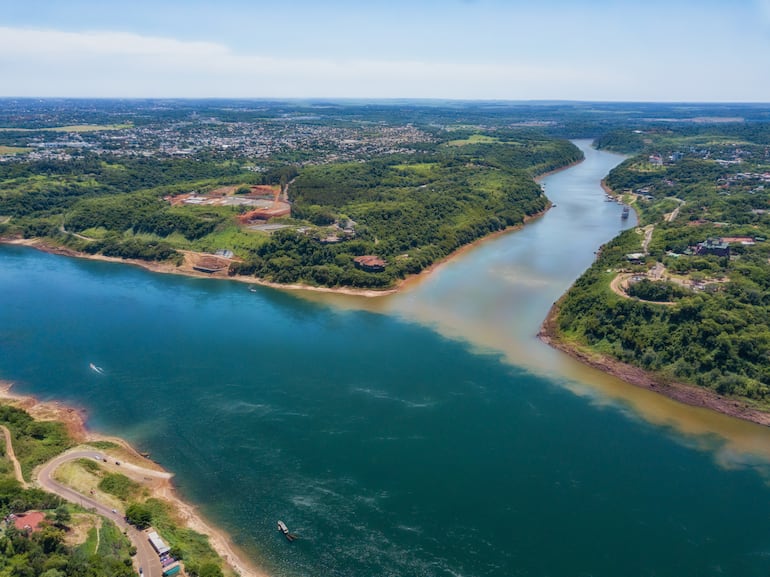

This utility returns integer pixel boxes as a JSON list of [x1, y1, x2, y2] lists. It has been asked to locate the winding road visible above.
[[36, 450, 163, 577]]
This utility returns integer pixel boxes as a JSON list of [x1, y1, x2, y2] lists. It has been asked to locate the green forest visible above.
[[554, 125, 770, 405], [0, 129, 581, 289], [231, 138, 581, 287]]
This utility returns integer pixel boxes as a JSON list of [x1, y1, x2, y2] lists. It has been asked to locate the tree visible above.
[[125, 503, 152, 529], [53, 505, 71, 526], [196, 561, 224, 577]]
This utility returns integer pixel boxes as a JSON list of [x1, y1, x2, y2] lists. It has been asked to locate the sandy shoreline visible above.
[[0, 381, 269, 577], [0, 207, 550, 300], [0, 157, 582, 300], [537, 300, 770, 427]]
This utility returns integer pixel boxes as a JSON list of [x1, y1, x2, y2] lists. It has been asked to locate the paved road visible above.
[[1, 425, 29, 488], [37, 450, 163, 577]]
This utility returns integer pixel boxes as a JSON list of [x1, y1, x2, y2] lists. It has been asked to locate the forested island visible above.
[[544, 122, 770, 420]]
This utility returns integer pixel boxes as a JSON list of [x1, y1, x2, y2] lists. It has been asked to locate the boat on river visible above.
[[277, 520, 297, 541], [621, 205, 630, 219], [89, 363, 104, 374]]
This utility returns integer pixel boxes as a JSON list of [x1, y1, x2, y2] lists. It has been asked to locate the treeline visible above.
[[66, 194, 222, 240], [0, 405, 73, 479], [0, 154, 253, 219]]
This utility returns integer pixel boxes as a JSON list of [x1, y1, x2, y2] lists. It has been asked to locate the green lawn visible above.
[[446, 134, 501, 146], [0, 124, 132, 133], [0, 146, 30, 154]]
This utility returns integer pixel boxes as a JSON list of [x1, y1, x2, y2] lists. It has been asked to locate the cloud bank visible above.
[[0, 26, 767, 101]]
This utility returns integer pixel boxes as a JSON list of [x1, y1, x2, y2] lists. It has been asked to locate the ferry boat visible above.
[[277, 521, 296, 541]]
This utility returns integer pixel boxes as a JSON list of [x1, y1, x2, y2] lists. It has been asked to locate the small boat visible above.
[[277, 520, 297, 542], [621, 206, 630, 219], [89, 363, 105, 374]]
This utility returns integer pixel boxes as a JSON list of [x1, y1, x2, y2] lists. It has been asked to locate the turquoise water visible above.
[[3, 142, 770, 576]]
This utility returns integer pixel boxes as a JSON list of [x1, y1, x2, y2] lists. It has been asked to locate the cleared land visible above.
[[0, 146, 30, 154], [0, 124, 132, 132]]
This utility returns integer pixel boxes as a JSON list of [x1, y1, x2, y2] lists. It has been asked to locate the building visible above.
[[695, 238, 730, 257], [353, 255, 386, 272], [148, 531, 171, 555], [625, 253, 646, 264]]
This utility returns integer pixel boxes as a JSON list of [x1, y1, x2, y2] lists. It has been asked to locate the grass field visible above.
[[0, 124, 132, 133], [447, 134, 501, 146], [54, 459, 125, 511], [0, 146, 30, 154]]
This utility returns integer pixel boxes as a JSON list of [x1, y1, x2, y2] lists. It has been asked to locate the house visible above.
[[625, 253, 646, 264], [214, 249, 234, 259], [695, 238, 730, 257], [353, 255, 386, 272]]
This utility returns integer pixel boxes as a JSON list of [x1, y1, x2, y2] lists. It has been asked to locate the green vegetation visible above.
[[125, 499, 226, 577], [626, 279, 691, 302], [0, 124, 133, 133], [97, 473, 141, 502], [0, 516, 136, 577], [84, 440, 119, 450], [447, 134, 500, 146], [74, 458, 100, 474], [0, 108, 581, 288], [0, 146, 29, 155], [556, 124, 770, 406], [124, 502, 152, 529], [0, 405, 73, 480], [0, 404, 134, 577], [231, 138, 581, 288]]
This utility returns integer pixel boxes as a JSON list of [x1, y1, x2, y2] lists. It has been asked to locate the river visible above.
[[2, 140, 770, 576]]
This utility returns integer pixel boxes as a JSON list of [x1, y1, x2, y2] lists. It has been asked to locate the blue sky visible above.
[[2, 0, 769, 101]]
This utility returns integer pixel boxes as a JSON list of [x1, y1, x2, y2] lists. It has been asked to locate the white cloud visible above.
[[0, 26, 619, 99], [0, 25, 767, 101]]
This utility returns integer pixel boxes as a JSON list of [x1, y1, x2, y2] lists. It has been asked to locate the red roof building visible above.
[[353, 255, 386, 272]]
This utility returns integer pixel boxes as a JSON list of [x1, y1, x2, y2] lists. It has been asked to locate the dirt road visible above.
[[1, 424, 28, 487]]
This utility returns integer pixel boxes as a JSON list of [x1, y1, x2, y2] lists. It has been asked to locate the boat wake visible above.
[[89, 363, 105, 375]]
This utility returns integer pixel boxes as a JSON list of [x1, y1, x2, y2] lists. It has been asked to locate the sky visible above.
[[1, 0, 769, 101]]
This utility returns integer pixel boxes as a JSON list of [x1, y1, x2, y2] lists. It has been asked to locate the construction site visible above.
[[166, 184, 292, 224]]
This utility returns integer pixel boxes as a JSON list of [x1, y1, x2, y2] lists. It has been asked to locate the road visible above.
[[1, 424, 29, 488], [641, 224, 655, 254], [664, 197, 686, 223], [37, 450, 163, 577]]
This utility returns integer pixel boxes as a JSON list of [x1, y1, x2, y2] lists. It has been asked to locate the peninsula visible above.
[[541, 122, 770, 425], [0, 382, 264, 577], [0, 99, 582, 294]]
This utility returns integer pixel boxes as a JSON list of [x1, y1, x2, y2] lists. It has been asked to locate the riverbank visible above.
[[0, 380, 269, 577], [0, 206, 549, 300], [538, 301, 770, 427]]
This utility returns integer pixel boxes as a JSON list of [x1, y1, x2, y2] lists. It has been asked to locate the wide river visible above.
[[3, 140, 770, 576]]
